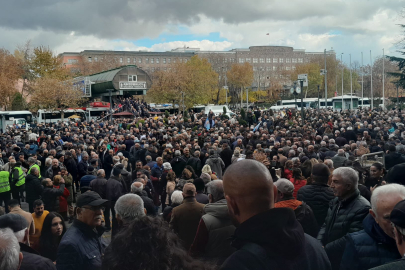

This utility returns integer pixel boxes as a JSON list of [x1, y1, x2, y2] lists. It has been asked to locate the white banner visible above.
[[119, 81, 146, 89]]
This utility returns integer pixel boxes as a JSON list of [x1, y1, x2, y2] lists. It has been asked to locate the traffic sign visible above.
[[298, 74, 308, 87]]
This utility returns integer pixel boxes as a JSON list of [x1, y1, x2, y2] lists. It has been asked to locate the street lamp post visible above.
[[300, 80, 304, 125], [341, 53, 344, 110], [317, 85, 320, 110]]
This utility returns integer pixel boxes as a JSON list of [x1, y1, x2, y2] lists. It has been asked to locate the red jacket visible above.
[[283, 168, 293, 180], [290, 178, 307, 199], [54, 185, 70, 213]]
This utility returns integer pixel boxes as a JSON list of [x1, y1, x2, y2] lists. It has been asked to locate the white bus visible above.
[[36, 109, 86, 123], [277, 98, 319, 108], [0, 111, 33, 131], [85, 107, 109, 121]]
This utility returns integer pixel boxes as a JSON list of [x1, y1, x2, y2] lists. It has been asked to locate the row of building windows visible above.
[[238, 58, 304, 64], [251, 66, 296, 71], [87, 56, 189, 64]]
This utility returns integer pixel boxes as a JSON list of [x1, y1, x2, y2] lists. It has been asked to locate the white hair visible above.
[[113, 156, 120, 164], [130, 183, 144, 194], [114, 194, 145, 222], [45, 158, 52, 166], [324, 159, 334, 169], [333, 167, 359, 187], [371, 184, 405, 216], [0, 228, 20, 270], [206, 180, 224, 202], [171, 190, 184, 205]]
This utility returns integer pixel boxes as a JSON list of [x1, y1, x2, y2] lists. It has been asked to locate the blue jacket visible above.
[[56, 220, 106, 270], [340, 214, 401, 270], [80, 174, 97, 187]]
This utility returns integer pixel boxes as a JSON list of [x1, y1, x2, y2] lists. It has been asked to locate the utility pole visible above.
[[361, 52, 364, 108], [107, 89, 113, 122], [300, 80, 304, 125], [341, 53, 344, 110], [350, 54, 353, 109]]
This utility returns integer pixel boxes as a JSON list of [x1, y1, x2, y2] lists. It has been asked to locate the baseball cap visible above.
[[76, 191, 108, 208], [390, 200, 405, 230], [274, 178, 294, 195], [0, 214, 28, 232]]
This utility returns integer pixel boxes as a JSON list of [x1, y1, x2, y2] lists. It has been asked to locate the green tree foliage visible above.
[[11, 92, 25, 110]]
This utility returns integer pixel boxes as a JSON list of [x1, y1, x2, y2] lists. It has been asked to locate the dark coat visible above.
[[20, 243, 56, 270], [89, 177, 107, 199], [103, 154, 113, 176], [297, 182, 335, 231], [133, 191, 156, 216], [369, 258, 405, 270], [220, 147, 233, 169], [340, 214, 401, 270], [25, 174, 43, 203], [186, 157, 202, 176], [169, 197, 204, 250], [170, 157, 187, 178], [385, 152, 405, 171], [77, 160, 89, 180], [64, 157, 78, 182], [105, 176, 125, 202], [221, 208, 331, 270], [344, 130, 357, 142], [317, 190, 371, 270], [56, 220, 106, 270], [41, 184, 65, 212]]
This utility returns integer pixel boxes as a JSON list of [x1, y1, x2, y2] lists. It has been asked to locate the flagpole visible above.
[[383, 48, 385, 109], [361, 52, 364, 108], [370, 50, 373, 110], [350, 54, 353, 109]]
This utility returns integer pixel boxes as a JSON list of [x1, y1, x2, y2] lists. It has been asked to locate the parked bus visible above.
[[36, 109, 86, 123], [85, 107, 110, 121], [0, 111, 33, 131]]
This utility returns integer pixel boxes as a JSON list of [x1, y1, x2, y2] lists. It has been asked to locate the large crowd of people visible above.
[[1, 98, 405, 270]]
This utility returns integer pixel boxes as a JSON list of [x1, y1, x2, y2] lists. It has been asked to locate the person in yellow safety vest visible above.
[[10, 161, 25, 204], [0, 169, 11, 213], [27, 157, 42, 179]]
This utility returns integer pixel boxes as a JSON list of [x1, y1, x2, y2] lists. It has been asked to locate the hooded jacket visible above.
[[170, 156, 186, 178], [205, 155, 225, 179], [339, 214, 401, 270], [190, 199, 236, 264], [25, 174, 43, 203], [221, 208, 331, 270]]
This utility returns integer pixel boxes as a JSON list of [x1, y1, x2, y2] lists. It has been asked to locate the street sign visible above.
[[223, 86, 229, 90], [298, 74, 308, 87], [320, 69, 327, 75]]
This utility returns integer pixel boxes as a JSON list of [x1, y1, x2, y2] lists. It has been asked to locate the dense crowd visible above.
[[1, 99, 405, 270]]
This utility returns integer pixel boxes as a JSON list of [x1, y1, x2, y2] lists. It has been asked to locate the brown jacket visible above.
[[170, 196, 204, 250]]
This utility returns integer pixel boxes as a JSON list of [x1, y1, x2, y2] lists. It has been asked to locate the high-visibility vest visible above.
[[0, 171, 10, 193], [15, 167, 25, 187], [28, 164, 41, 179]]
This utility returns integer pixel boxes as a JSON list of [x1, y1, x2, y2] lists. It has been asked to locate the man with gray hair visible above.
[[114, 194, 146, 231], [340, 184, 405, 270], [170, 151, 186, 178], [190, 180, 236, 264], [331, 149, 347, 169], [318, 167, 371, 270], [130, 181, 156, 216], [0, 214, 56, 269], [0, 228, 22, 270]]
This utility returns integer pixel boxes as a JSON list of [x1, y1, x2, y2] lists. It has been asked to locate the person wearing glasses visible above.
[[56, 191, 108, 270]]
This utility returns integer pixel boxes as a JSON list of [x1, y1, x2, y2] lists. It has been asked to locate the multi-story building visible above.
[[59, 46, 335, 90]]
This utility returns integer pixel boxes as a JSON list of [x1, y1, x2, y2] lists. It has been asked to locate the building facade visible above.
[[59, 46, 335, 91]]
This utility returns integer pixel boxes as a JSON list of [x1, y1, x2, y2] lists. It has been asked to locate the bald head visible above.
[[223, 159, 274, 225]]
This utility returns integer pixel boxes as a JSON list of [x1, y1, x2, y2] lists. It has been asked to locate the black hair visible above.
[[102, 216, 213, 270], [39, 212, 67, 261], [193, 178, 205, 192], [7, 199, 19, 208], [371, 162, 384, 171]]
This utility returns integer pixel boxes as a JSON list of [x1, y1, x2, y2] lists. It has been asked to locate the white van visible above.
[[204, 105, 235, 117]]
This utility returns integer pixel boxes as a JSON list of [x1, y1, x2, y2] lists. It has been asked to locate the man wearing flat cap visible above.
[[0, 213, 56, 270], [56, 191, 108, 270]]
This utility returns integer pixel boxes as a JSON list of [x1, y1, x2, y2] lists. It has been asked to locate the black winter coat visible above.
[[186, 157, 202, 176], [220, 147, 233, 170], [105, 176, 125, 202], [385, 152, 405, 171], [77, 160, 89, 180], [41, 184, 65, 212], [221, 208, 331, 270], [317, 190, 370, 270], [25, 174, 43, 203], [20, 243, 56, 270], [340, 214, 400, 270], [170, 157, 187, 178], [297, 183, 335, 230], [64, 157, 78, 182], [56, 220, 106, 270]]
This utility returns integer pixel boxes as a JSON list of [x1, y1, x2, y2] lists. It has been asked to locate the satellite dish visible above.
[[290, 88, 294, 94], [296, 87, 301, 94]]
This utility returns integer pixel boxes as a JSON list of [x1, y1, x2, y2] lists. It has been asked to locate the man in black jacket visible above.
[[221, 160, 331, 270], [317, 167, 370, 270], [25, 167, 43, 213], [297, 163, 334, 232], [106, 166, 125, 236], [41, 178, 65, 212], [0, 214, 56, 270], [186, 151, 202, 176], [385, 145, 405, 171], [220, 143, 233, 171]]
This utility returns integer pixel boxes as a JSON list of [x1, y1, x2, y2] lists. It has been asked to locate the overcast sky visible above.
[[1, 0, 404, 64]]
